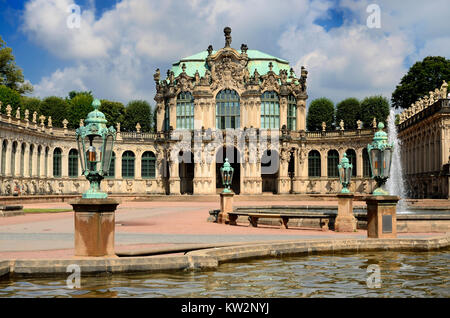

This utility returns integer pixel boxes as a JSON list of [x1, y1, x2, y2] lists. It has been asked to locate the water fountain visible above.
[[386, 108, 407, 211]]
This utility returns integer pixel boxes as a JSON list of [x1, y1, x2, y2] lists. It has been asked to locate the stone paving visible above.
[[0, 200, 445, 260]]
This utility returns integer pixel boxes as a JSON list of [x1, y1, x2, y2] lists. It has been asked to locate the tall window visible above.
[[260, 91, 280, 129], [327, 150, 339, 178], [11, 142, 17, 177], [106, 151, 115, 178], [346, 149, 357, 177], [308, 150, 321, 177], [1, 140, 6, 175], [164, 101, 170, 131], [29, 145, 34, 176], [20, 144, 25, 176], [287, 94, 297, 131], [142, 151, 156, 179], [122, 151, 135, 178], [53, 148, 62, 177], [363, 148, 371, 177], [37, 146, 41, 177], [176, 92, 194, 129], [68, 149, 79, 178], [216, 89, 240, 129], [45, 147, 49, 177]]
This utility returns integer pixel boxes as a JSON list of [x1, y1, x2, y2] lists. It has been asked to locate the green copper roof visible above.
[[170, 49, 292, 78]]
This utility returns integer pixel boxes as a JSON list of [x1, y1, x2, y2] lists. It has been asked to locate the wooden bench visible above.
[[228, 212, 330, 231]]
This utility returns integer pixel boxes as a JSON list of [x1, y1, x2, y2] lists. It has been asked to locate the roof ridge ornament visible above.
[[224, 26, 232, 48]]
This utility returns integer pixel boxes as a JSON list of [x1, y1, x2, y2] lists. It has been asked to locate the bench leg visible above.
[[229, 214, 238, 226], [249, 216, 258, 227], [280, 217, 289, 229]]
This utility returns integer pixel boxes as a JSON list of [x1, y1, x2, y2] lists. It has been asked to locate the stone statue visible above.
[[411, 103, 416, 115], [224, 26, 232, 48], [15, 107, 20, 119], [48, 116, 52, 127], [207, 45, 213, 56], [194, 70, 200, 84], [153, 68, 160, 84], [136, 122, 141, 133], [116, 122, 121, 132], [39, 115, 45, 126], [441, 80, 448, 98], [6, 104, 12, 117], [240, 43, 248, 54], [32, 111, 37, 123], [372, 117, 377, 128], [423, 95, 429, 107], [253, 69, 260, 83], [62, 119, 68, 129], [357, 119, 362, 129], [181, 63, 186, 73], [80, 118, 84, 127], [24, 109, 29, 121], [429, 91, 434, 105], [322, 121, 326, 132], [339, 119, 344, 130]]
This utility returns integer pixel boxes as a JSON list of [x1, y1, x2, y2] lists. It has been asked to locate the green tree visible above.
[[392, 56, 450, 109], [0, 85, 21, 114], [66, 93, 94, 128], [99, 99, 125, 128], [0, 36, 33, 94], [20, 96, 41, 116], [335, 98, 361, 130], [360, 96, 390, 128], [123, 100, 152, 132], [306, 97, 335, 131], [39, 96, 68, 128]]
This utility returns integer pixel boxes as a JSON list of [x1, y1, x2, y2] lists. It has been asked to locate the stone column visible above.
[[296, 99, 306, 131], [61, 149, 69, 178], [335, 193, 357, 232], [218, 192, 234, 224], [71, 198, 119, 257], [40, 148, 46, 177], [279, 96, 287, 129], [168, 98, 176, 129], [364, 195, 399, 238], [277, 149, 290, 194], [169, 161, 181, 194], [4, 141, 12, 176], [14, 144, 21, 177], [356, 148, 363, 178]]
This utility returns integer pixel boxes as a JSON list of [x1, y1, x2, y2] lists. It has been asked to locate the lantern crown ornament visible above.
[[220, 158, 234, 193], [367, 122, 394, 196], [337, 153, 353, 194], [75, 99, 116, 199]]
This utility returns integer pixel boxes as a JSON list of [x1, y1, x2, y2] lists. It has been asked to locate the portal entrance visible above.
[[261, 149, 279, 194], [179, 151, 194, 194], [216, 146, 240, 194]]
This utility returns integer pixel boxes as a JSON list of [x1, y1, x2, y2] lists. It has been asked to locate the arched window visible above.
[[308, 150, 321, 177], [346, 149, 357, 177], [327, 150, 339, 178], [261, 91, 280, 129], [106, 151, 115, 178], [29, 145, 34, 177], [142, 151, 156, 179], [176, 92, 194, 129], [20, 144, 25, 176], [216, 89, 240, 129], [363, 148, 371, 177], [53, 148, 62, 178], [122, 151, 135, 179], [287, 94, 297, 131], [45, 147, 49, 177], [68, 149, 79, 178], [11, 142, 17, 177], [37, 146, 41, 177], [1, 140, 7, 175]]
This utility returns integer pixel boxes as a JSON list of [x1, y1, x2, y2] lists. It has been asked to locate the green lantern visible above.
[[337, 153, 353, 194], [367, 122, 394, 196], [75, 99, 116, 199], [220, 158, 234, 193]]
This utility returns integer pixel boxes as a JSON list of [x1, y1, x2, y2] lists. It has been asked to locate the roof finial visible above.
[[224, 26, 232, 48]]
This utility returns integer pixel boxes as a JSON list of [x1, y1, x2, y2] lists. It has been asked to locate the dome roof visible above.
[[170, 49, 292, 78]]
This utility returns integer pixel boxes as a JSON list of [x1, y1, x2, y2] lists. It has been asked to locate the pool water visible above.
[[0, 250, 448, 297]]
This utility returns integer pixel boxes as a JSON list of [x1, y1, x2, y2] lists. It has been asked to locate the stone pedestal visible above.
[[70, 198, 119, 257], [335, 193, 357, 232], [218, 192, 234, 224], [364, 195, 399, 238]]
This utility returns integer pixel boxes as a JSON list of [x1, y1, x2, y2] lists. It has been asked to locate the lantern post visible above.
[[218, 158, 235, 224], [335, 153, 357, 232]]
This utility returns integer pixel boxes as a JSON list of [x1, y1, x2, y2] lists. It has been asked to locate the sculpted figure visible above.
[[15, 107, 20, 119]]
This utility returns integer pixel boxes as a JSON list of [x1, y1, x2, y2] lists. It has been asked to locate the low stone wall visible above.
[[1, 235, 448, 278]]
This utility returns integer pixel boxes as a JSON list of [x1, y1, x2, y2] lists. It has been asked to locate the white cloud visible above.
[[22, 0, 450, 106]]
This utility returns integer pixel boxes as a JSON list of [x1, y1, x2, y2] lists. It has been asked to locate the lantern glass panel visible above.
[[102, 134, 114, 174], [382, 148, 392, 178], [338, 165, 344, 183], [370, 148, 381, 177], [77, 136, 86, 173], [229, 168, 234, 186], [345, 165, 352, 183]]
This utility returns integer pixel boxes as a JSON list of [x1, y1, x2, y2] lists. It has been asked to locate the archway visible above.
[[261, 149, 279, 193], [178, 150, 194, 194], [216, 146, 241, 194]]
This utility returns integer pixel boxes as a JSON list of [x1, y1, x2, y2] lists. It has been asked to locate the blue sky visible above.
[[0, 0, 449, 106]]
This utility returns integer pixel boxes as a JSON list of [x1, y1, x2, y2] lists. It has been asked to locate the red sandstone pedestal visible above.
[[335, 193, 357, 232], [363, 195, 399, 239], [70, 198, 119, 257], [218, 192, 234, 224]]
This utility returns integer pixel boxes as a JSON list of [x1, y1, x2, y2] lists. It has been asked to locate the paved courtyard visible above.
[[0, 200, 444, 260]]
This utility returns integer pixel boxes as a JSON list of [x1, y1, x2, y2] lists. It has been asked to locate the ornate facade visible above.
[[7, 27, 447, 198]]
